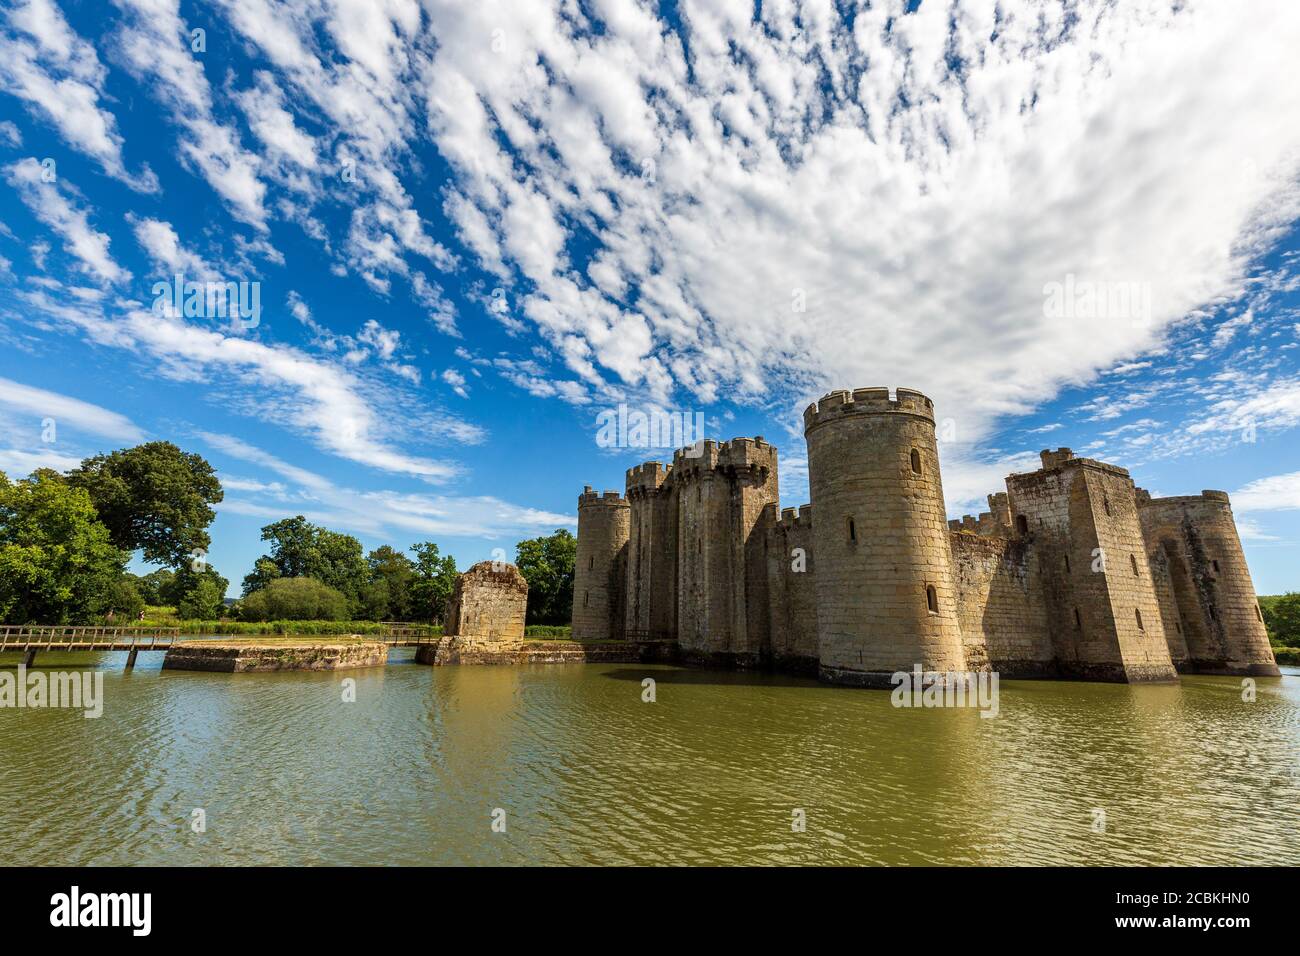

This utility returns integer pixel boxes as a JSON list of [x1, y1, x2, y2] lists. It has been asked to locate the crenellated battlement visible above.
[[948, 512, 1005, 536], [579, 485, 628, 506], [625, 462, 670, 497], [802, 387, 935, 433], [1138, 489, 1232, 510], [770, 503, 813, 532], [572, 389, 1276, 684], [670, 435, 777, 480]]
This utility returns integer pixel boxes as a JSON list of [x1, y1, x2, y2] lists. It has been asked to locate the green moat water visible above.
[[2, 649, 1297, 866]]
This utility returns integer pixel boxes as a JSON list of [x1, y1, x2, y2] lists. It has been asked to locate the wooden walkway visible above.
[[0, 625, 440, 669]]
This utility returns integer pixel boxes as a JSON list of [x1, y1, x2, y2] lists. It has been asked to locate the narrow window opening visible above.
[[583, 591, 589, 608], [847, 516, 857, 544], [1130, 553, 1139, 576], [910, 448, 923, 475], [1064, 554, 1071, 573], [1212, 560, 1221, 574], [1073, 607, 1082, 629], [589, 555, 595, 571], [1135, 608, 1144, 631], [1015, 514, 1029, 535], [925, 585, 938, 614]]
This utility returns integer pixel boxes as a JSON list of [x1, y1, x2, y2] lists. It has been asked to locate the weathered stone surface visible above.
[[415, 637, 676, 666], [571, 387, 1277, 688], [163, 640, 388, 672], [445, 562, 528, 641]]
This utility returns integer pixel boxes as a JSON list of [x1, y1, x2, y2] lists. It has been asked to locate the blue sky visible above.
[[1, 0, 1299, 596]]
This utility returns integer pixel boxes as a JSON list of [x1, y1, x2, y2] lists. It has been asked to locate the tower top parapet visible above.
[[578, 485, 628, 506], [670, 436, 777, 478], [802, 387, 935, 433]]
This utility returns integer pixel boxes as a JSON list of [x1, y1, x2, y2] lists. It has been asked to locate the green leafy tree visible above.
[[357, 579, 390, 621], [237, 577, 349, 621], [1261, 593, 1300, 647], [178, 575, 227, 620], [241, 517, 367, 611], [0, 470, 130, 624], [409, 542, 457, 623], [168, 564, 230, 620], [132, 568, 176, 606], [66, 442, 223, 567], [367, 545, 416, 620], [101, 577, 145, 620], [515, 529, 576, 625]]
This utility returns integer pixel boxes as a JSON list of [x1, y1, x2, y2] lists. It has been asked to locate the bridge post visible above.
[[22, 648, 35, 668], [125, 645, 139, 671]]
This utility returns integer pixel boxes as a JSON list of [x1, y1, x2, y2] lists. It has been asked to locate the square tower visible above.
[[1005, 449, 1177, 683]]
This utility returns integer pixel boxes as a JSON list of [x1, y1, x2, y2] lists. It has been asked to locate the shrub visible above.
[[237, 577, 349, 622]]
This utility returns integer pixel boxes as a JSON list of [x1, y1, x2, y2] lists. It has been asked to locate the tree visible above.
[[514, 529, 576, 625], [237, 577, 349, 621], [178, 575, 227, 620], [366, 545, 416, 620], [409, 542, 457, 623], [0, 470, 130, 624], [132, 568, 176, 606], [101, 577, 145, 620], [241, 517, 367, 611], [1261, 593, 1300, 647], [66, 442, 223, 567], [169, 564, 230, 620]]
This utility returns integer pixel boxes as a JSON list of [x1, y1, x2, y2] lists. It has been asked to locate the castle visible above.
[[572, 387, 1280, 686]]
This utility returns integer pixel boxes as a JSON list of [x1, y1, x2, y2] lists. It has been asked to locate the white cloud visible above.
[[20, 288, 480, 479], [0, 376, 144, 441], [0, 447, 83, 475], [112, 0, 268, 228], [3, 158, 127, 283], [441, 367, 468, 398], [203, 431, 573, 539], [414, 0, 1300, 439], [1233, 470, 1300, 513], [0, 0, 156, 189]]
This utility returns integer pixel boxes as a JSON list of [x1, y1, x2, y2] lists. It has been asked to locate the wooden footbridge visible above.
[[0, 625, 438, 670]]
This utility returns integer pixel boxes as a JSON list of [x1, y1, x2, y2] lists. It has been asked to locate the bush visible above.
[[1260, 593, 1300, 647], [237, 577, 349, 622], [101, 577, 145, 620]]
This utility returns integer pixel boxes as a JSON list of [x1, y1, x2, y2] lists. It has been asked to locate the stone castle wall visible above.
[[572, 488, 629, 642], [948, 531, 1054, 677], [445, 562, 528, 642], [574, 391, 1277, 686], [762, 504, 818, 672], [804, 388, 966, 686], [1005, 452, 1177, 683], [1138, 491, 1280, 676]]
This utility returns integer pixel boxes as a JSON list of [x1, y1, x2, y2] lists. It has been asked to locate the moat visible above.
[[3, 649, 1297, 866]]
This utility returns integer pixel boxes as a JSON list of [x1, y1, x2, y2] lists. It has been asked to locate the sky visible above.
[[1, 0, 1299, 597]]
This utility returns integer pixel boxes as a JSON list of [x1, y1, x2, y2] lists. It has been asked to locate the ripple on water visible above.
[[2, 652, 1298, 865]]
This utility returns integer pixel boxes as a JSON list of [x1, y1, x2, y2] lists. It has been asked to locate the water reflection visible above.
[[2, 652, 1297, 865]]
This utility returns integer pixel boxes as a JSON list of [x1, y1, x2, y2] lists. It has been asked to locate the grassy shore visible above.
[[127, 607, 572, 639]]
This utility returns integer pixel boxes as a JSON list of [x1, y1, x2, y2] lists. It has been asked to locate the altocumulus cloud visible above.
[[419, 0, 1300, 436]]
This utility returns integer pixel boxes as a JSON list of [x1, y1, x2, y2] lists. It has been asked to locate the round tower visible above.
[[572, 487, 630, 641], [803, 387, 966, 685], [1137, 491, 1279, 676]]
